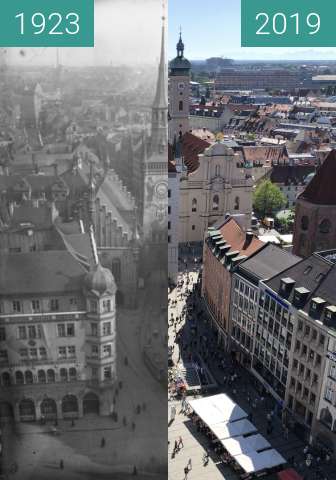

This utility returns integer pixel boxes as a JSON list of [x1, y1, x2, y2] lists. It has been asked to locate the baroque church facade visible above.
[[168, 35, 253, 247]]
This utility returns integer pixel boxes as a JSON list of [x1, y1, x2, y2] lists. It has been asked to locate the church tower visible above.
[[168, 32, 191, 144], [150, 15, 168, 155], [142, 10, 168, 248]]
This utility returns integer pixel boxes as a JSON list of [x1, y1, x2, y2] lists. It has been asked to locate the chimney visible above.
[[244, 230, 254, 248], [53, 164, 58, 177]]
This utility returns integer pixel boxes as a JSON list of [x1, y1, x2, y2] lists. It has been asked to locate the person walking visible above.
[[178, 435, 184, 449], [184, 466, 189, 479], [59, 459, 64, 470]]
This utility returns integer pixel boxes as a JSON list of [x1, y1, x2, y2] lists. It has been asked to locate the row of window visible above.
[[289, 377, 316, 407], [292, 359, 319, 386], [232, 307, 254, 334], [90, 343, 113, 358], [294, 340, 322, 366], [89, 299, 112, 313], [254, 342, 288, 386], [297, 320, 326, 347], [0, 346, 77, 362], [232, 326, 252, 351], [0, 298, 77, 315], [1, 368, 77, 386], [234, 279, 257, 302], [255, 328, 290, 365]]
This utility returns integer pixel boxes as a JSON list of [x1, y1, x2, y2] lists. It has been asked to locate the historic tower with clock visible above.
[[168, 32, 191, 144], [142, 12, 168, 252]]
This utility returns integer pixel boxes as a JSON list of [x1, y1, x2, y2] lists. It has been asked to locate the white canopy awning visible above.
[[209, 419, 257, 440], [234, 449, 286, 473], [188, 394, 247, 426], [221, 434, 271, 457]]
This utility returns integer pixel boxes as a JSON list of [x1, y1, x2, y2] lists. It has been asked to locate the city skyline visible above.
[[168, 0, 336, 61]]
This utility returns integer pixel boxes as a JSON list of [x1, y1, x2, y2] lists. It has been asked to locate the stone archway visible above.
[[19, 399, 36, 422], [83, 392, 99, 415], [62, 395, 79, 419], [40, 398, 57, 420]]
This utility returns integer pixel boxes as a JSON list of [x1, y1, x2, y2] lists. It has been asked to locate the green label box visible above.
[[0, 0, 94, 47], [242, 0, 336, 47]]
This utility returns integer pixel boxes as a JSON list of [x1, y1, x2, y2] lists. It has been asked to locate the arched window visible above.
[[69, 367, 77, 382], [25, 370, 33, 384], [62, 395, 79, 416], [212, 195, 219, 211], [234, 196, 240, 211], [319, 219, 331, 234], [179, 101, 183, 111], [215, 165, 220, 176], [38, 370, 46, 383], [192, 198, 197, 213], [47, 369, 55, 383], [60, 368, 68, 382], [112, 258, 121, 283], [15, 371, 24, 385], [301, 216, 309, 231]]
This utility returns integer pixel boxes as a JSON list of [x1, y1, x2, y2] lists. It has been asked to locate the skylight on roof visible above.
[[304, 266, 312, 275]]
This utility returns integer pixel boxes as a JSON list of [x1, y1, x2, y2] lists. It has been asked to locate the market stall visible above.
[[233, 449, 286, 474], [209, 418, 257, 440], [221, 434, 271, 457], [188, 393, 247, 426]]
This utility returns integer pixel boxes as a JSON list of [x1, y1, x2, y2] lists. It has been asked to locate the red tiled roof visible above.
[[219, 217, 264, 257], [242, 146, 287, 164], [181, 132, 210, 173], [299, 149, 336, 204]]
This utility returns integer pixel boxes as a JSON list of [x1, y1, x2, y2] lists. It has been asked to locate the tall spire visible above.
[[150, 3, 168, 154], [152, 5, 167, 110], [177, 28, 185, 58]]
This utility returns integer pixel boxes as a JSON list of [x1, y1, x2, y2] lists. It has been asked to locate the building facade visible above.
[[179, 142, 254, 244], [230, 244, 299, 369], [0, 240, 118, 423], [293, 150, 336, 258], [168, 33, 191, 144], [202, 217, 263, 348]]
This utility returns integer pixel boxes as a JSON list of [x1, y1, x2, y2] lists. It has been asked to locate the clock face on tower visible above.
[[178, 82, 185, 90], [143, 176, 168, 237]]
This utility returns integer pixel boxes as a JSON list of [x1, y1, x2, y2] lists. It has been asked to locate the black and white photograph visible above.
[[0, 0, 167, 478]]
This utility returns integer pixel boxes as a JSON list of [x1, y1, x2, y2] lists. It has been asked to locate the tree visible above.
[[253, 180, 286, 219]]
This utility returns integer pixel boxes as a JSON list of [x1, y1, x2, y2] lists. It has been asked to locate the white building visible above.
[[179, 142, 253, 244]]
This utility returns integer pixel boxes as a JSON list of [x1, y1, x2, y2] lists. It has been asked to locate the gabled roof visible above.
[[265, 253, 333, 307], [217, 217, 264, 258], [0, 250, 87, 296], [180, 132, 210, 173], [239, 243, 301, 282], [299, 149, 336, 205]]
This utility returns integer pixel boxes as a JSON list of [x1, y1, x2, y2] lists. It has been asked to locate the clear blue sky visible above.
[[168, 0, 336, 60]]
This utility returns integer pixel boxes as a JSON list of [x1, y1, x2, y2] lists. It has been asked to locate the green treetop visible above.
[[253, 180, 286, 219]]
